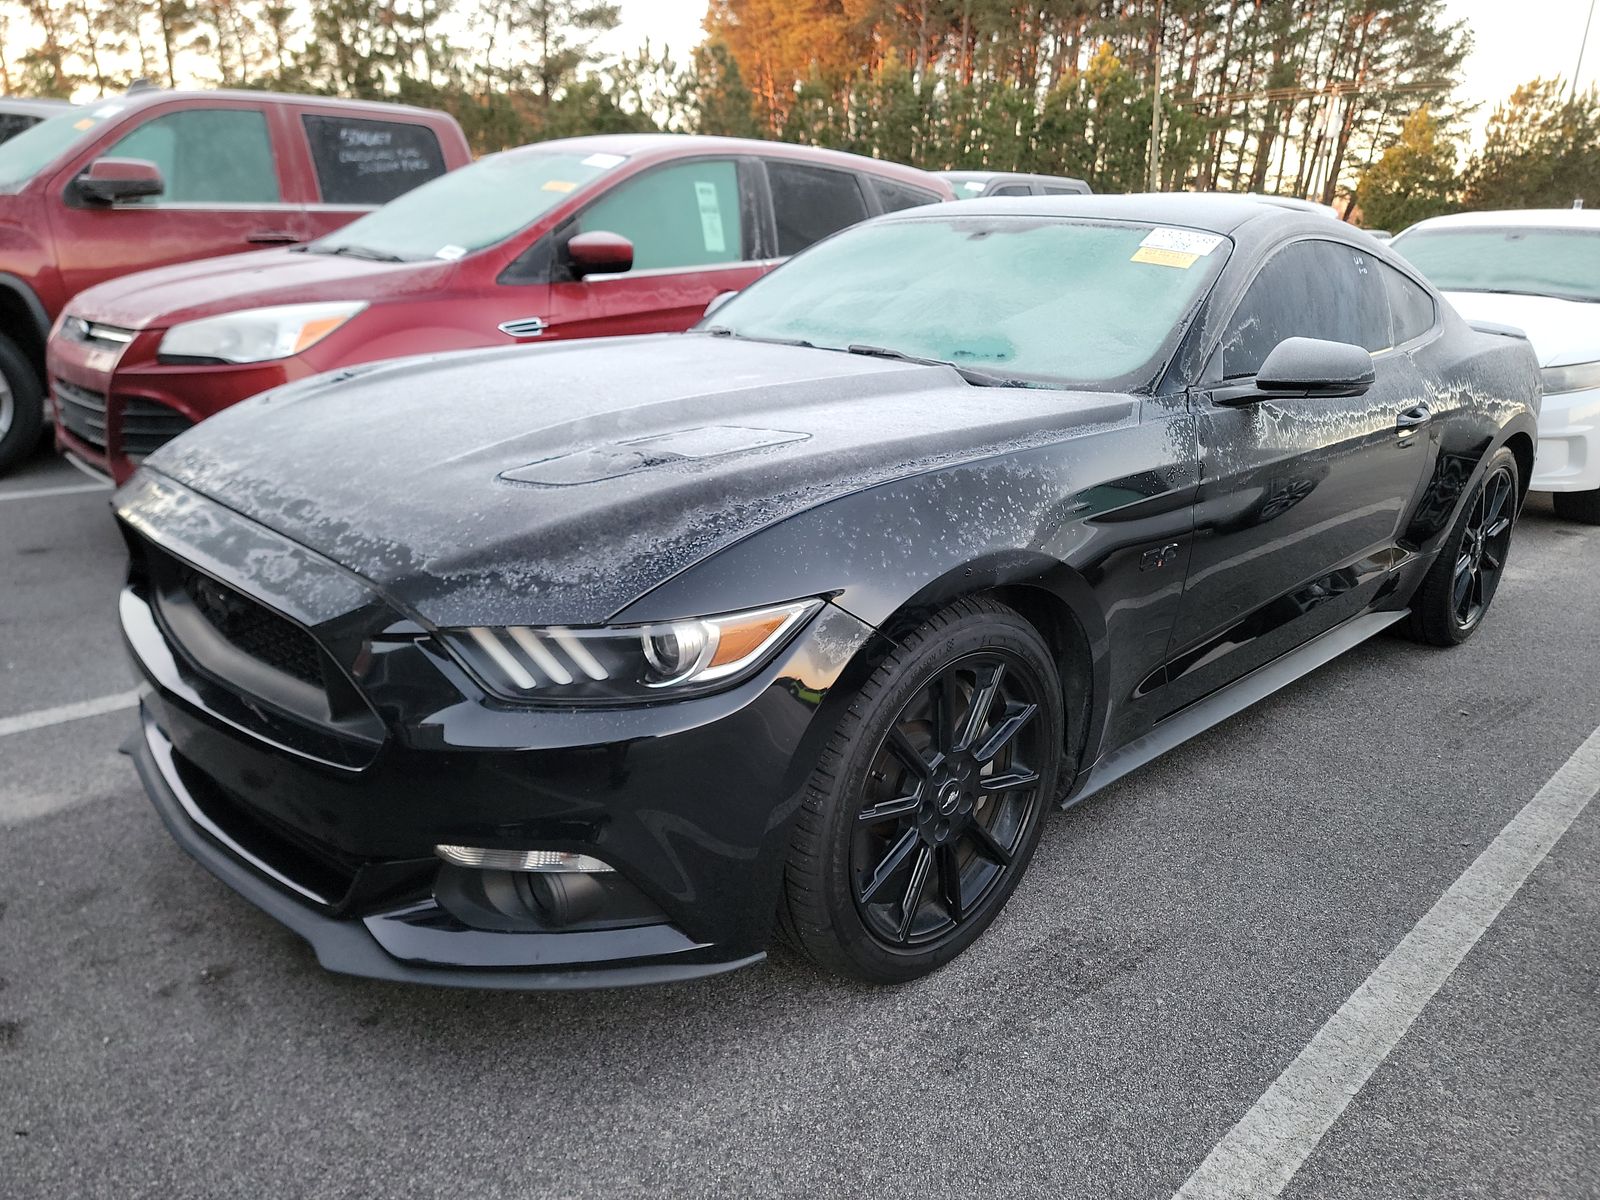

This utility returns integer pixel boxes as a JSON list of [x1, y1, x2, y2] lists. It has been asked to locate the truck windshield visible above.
[[308, 149, 624, 262], [1393, 226, 1600, 304], [0, 105, 117, 189]]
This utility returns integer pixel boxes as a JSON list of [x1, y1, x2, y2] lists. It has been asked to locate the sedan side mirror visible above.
[[77, 157, 165, 205], [1253, 337, 1376, 399], [566, 231, 633, 279], [704, 290, 738, 319]]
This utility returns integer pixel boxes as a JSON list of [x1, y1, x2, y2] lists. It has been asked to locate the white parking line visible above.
[[0, 481, 112, 502], [1173, 723, 1600, 1200], [0, 689, 140, 738]]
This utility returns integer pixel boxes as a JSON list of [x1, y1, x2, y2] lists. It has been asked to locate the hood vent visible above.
[[499, 425, 808, 487]]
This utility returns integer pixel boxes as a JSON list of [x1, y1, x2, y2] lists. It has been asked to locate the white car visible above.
[[1392, 209, 1600, 523]]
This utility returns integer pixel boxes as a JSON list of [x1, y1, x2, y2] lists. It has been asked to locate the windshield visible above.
[[1393, 226, 1600, 303], [704, 215, 1229, 388], [0, 104, 114, 190], [308, 148, 625, 262]]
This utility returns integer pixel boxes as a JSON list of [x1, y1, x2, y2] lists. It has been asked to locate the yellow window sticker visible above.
[[1132, 246, 1200, 269], [541, 179, 577, 193], [73, 118, 95, 130]]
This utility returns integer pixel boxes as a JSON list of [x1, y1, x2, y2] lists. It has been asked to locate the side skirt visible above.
[[1067, 608, 1408, 807]]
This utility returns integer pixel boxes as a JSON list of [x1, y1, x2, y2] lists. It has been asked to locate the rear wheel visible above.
[[0, 333, 43, 476], [1552, 488, 1600, 525], [1405, 447, 1518, 646], [779, 597, 1063, 983]]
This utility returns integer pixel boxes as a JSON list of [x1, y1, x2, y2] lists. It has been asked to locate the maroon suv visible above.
[[0, 87, 471, 472]]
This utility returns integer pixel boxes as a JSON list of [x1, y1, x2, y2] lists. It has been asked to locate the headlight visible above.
[[441, 599, 822, 703], [1541, 360, 1600, 395], [158, 301, 367, 364]]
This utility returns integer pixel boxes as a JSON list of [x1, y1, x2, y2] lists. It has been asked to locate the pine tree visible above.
[[1354, 105, 1460, 230]]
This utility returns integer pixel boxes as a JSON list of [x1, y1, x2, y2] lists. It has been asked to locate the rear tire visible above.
[[779, 596, 1063, 984], [1552, 488, 1600, 525], [1405, 447, 1519, 647], [0, 332, 43, 477]]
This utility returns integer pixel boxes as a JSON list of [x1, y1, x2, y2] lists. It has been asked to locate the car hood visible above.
[[139, 335, 1136, 627], [64, 247, 450, 331], [1443, 291, 1599, 367]]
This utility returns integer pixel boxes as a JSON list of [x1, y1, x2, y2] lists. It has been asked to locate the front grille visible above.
[[54, 379, 109, 452], [181, 568, 326, 687], [52, 379, 193, 457]]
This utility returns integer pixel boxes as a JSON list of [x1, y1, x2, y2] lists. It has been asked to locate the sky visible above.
[[598, 0, 1600, 145]]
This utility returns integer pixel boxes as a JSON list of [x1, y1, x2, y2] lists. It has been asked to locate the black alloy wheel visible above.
[[851, 653, 1045, 948], [1407, 446, 1520, 646], [779, 597, 1063, 983], [1450, 462, 1515, 632]]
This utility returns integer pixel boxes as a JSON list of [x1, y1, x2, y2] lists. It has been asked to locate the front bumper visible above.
[[47, 322, 299, 484], [116, 473, 877, 988], [1532, 385, 1600, 493]]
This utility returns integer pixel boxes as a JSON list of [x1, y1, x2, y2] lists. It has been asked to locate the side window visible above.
[[106, 108, 279, 203], [1217, 240, 1389, 378], [871, 177, 942, 214], [1378, 261, 1436, 345], [990, 183, 1033, 197], [767, 161, 869, 257], [1042, 183, 1087, 196], [302, 115, 445, 205], [577, 159, 743, 271], [0, 113, 37, 144]]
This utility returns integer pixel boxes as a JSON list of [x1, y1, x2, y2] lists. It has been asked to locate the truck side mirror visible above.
[[77, 157, 165, 205]]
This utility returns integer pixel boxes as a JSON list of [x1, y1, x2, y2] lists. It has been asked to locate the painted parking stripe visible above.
[[0, 481, 111, 502], [0, 689, 140, 738], [1173, 723, 1600, 1200]]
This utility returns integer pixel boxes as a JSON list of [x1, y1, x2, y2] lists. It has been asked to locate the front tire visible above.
[[1552, 488, 1600, 525], [779, 597, 1063, 983], [1405, 447, 1519, 646], [0, 333, 43, 476]]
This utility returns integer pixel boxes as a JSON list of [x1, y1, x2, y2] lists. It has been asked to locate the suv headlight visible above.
[[1541, 360, 1600, 395], [158, 301, 367, 364], [440, 600, 823, 703]]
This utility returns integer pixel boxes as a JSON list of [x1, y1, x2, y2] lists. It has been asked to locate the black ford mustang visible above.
[[115, 195, 1540, 989]]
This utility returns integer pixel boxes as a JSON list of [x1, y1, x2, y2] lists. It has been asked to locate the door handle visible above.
[[247, 230, 300, 245], [1395, 402, 1432, 433]]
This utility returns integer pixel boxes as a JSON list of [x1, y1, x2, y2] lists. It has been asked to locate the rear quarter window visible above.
[[871, 177, 943, 213], [1378, 262, 1436, 344], [302, 114, 446, 205]]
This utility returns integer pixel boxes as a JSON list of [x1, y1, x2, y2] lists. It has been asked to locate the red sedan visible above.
[[48, 134, 952, 482]]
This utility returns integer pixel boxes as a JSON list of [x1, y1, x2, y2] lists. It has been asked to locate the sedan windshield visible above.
[[309, 149, 624, 262], [0, 105, 112, 190], [705, 215, 1229, 389], [1393, 226, 1600, 303]]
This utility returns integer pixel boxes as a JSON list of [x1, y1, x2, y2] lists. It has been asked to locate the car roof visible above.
[[898, 191, 1352, 239], [100, 87, 457, 123], [0, 96, 72, 115], [1400, 208, 1600, 233], [938, 169, 1090, 185], [508, 133, 949, 188]]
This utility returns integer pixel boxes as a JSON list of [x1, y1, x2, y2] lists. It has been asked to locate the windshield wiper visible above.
[[313, 243, 405, 263], [1451, 287, 1600, 304], [702, 326, 816, 348], [844, 343, 1035, 388]]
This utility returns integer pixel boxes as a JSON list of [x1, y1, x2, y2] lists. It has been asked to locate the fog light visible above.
[[434, 844, 615, 873]]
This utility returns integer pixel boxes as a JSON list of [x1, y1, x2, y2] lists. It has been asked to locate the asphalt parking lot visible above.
[[1, 443, 1596, 1200]]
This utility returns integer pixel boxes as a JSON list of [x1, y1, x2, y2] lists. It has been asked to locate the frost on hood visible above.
[[144, 335, 1137, 627]]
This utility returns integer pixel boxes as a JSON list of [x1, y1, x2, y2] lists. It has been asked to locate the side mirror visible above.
[[1252, 337, 1375, 400], [565, 231, 633, 279], [703, 290, 738, 319], [77, 157, 165, 205]]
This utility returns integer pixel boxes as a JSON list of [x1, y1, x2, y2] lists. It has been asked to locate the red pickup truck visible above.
[[0, 87, 470, 472]]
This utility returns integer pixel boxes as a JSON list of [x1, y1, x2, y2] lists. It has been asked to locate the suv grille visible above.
[[182, 569, 326, 687], [53, 379, 193, 456]]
